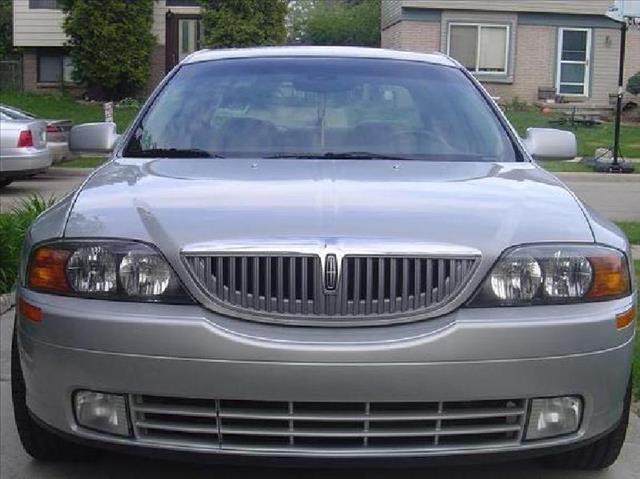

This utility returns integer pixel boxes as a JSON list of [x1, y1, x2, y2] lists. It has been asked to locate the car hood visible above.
[[65, 158, 593, 264]]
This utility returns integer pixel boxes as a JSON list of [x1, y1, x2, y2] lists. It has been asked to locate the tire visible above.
[[11, 324, 97, 461], [542, 378, 632, 471], [0, 178, 13, 188]]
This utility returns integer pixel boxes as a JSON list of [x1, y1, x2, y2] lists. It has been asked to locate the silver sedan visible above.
[[0, 104, 73, 163], [0, 114, 51, 188], [11, 47, 636, 471]]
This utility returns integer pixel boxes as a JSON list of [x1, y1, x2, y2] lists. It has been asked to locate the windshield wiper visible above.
[[264, 151, 422, 161], [128, 148, 224, 158]]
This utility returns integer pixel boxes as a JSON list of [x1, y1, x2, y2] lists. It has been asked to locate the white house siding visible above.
[[402, 1, 614, 16], [13, 0, 66, 47], [624, 28, 640, 87], [381, 0, 403, 29]]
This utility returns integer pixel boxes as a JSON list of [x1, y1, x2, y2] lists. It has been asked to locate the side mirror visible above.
[[69, 122, 119, 154], [522, 127, 577, 159]]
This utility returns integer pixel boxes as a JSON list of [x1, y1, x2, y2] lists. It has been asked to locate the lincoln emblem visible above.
[[324, 254, 338, 291]]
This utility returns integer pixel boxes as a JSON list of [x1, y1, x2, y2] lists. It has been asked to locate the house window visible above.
[[29, 0, 60, 9], [37, 52, 75, 83], [448, 24, 509, 74]]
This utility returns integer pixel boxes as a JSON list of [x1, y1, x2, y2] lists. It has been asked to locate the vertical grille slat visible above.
[[401, 258, 409, 312], [185, 253, 478, 322], [277, 257, 284, 313], [365, 258, 373, 315], [414, 258, 421, 309], [240, 257, 248, 307], [301, 257, 308, 314], [389, 259, 397, 313], [253, 257, 260, 309]]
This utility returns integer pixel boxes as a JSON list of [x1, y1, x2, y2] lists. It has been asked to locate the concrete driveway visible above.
[[1, 168, 639, 221], [0, 310, 638, 479], [0, 169, 87, 213]]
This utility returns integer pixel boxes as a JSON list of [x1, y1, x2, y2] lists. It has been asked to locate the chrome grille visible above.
[[131, 396, 526, 453], [183, 254, 478, 323]]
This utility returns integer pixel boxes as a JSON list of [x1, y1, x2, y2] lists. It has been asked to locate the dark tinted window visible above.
[[125, 57, 518, 162]]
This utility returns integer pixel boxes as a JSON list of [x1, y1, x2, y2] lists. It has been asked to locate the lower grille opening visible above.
[[131, 395, 526, 453]]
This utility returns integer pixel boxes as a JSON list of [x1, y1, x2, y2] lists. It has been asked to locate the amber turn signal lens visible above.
[[18, 298, 42, 322], [586, 256, 630, 299], [616, 306, 636, 330], [28, 246, 71, 293]]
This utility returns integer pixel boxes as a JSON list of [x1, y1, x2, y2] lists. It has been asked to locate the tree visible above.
[[200, 0, 288, 48], [627, 71, 640, 96], [59, 0, 155, 100], [304, 0, 380, 47], [0, 0, 13, 59]]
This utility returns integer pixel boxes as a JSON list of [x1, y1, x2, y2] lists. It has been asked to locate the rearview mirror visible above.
[[522, 128, 577, 160], [69, 122, 119, 154]]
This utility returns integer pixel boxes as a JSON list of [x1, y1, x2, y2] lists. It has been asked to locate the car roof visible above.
[[183, 46, 459, 68]]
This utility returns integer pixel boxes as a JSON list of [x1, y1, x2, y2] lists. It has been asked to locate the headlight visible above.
[[469, 244, 631, 306], [27, 240, 193, 304]]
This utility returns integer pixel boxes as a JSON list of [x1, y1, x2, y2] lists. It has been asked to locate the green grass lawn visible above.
[[617, 222, 640, 245], [0, 91, 138, 133], [506, 110, 640, 158], [53, 156, 109, 169]]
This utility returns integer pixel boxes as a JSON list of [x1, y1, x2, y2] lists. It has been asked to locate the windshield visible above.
[[124, 57, 518, 162]]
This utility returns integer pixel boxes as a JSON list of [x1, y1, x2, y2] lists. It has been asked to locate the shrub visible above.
[[503, 97, 533, 113], [304, 0, 380, 47], [0, 196, 56, 294], [59, 0, 155, 100], [200, 0, 288, 48], [627, 71, 640, 96]]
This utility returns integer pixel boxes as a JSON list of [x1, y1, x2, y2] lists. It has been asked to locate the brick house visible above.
[[12, 0, 203, 94], [381, 0, 640, 107]]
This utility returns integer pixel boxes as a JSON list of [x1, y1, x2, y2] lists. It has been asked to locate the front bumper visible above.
[[16, 288, 635, 461]]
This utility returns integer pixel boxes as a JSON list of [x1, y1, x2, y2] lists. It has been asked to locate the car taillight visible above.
[[46, 125, 61, 133], [17, 130, 33, 147]]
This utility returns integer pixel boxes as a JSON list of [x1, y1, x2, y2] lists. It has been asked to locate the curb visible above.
[[0, 293, 15, 316], [555, 172, 640, 182]]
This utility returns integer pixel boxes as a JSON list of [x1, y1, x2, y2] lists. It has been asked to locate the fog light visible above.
[[525, 396, 582, 440], [74, 391, 130, 437]]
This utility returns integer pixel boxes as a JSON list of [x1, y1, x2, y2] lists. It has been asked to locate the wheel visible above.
[[0, 178, 13, 188], [11, 324, 96, 461], [541, 378, 631, 470]]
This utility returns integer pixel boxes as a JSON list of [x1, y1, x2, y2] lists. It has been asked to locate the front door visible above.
[[556, 28, 591, 97], [165, 13, 202, 73]]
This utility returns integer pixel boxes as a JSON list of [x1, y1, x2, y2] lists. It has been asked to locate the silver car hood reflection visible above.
[[64, 158, 593, 262]]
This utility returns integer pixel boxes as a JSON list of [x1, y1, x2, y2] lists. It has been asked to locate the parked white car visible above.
[[0, 113, 51, 188]]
